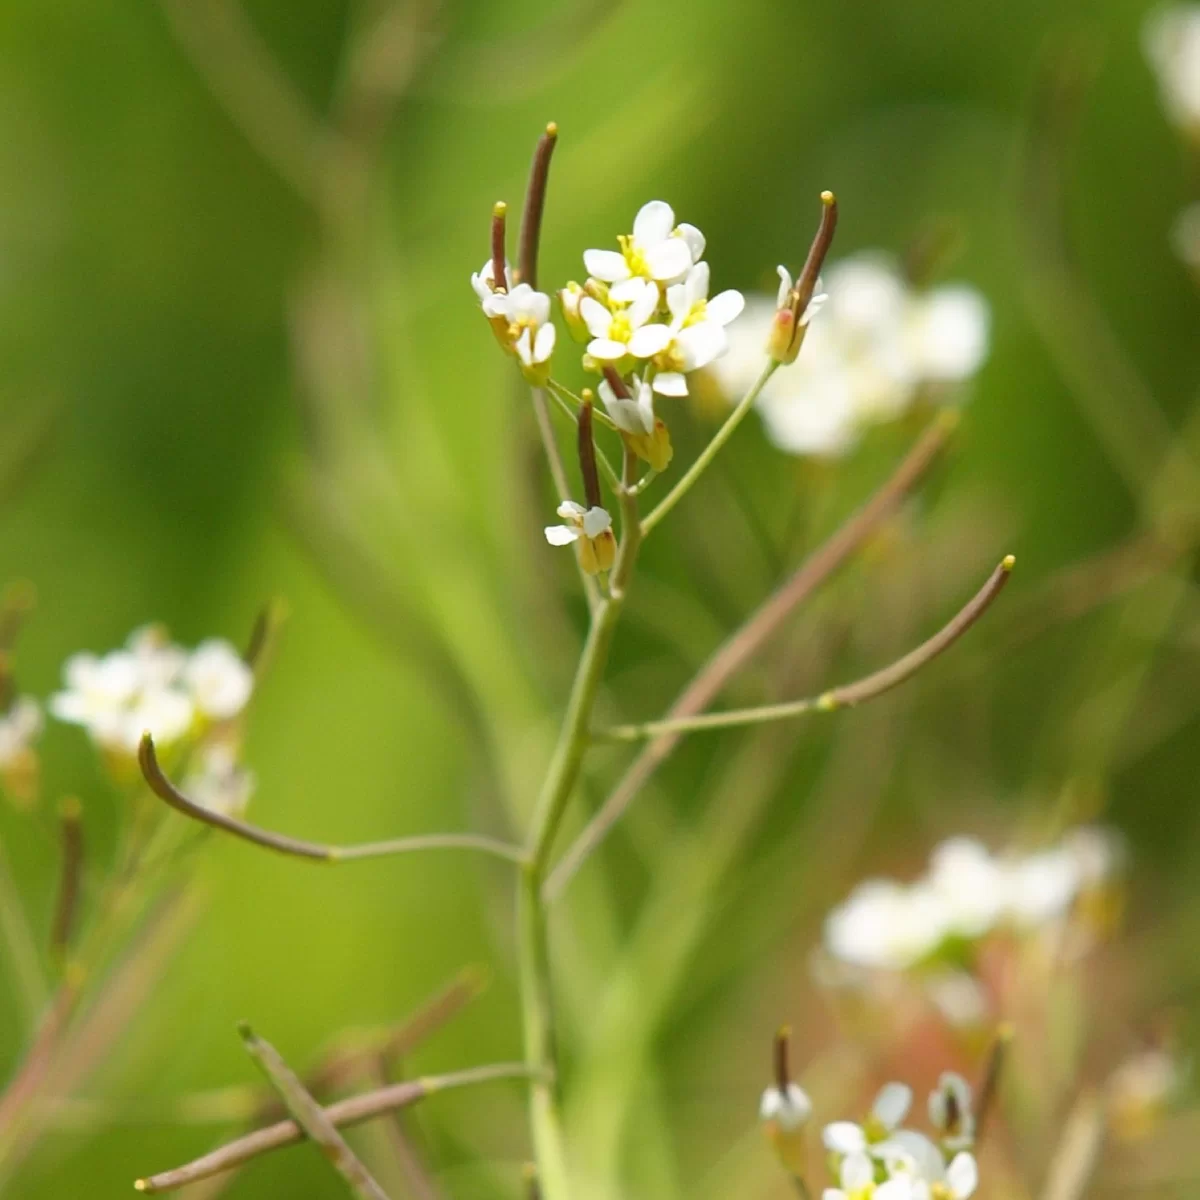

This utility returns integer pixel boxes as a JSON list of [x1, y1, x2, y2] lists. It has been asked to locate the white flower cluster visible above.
[[823, 1079, 978, 1200], [568, 200, 745, 400], [824, 828, 1123, 972], [1143, 5, 1200, 136], [711, 253, 990, 457], [49, 626, 254, 757]]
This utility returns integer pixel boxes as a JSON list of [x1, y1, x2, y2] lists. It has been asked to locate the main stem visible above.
[[519, 449, 642, 1199]]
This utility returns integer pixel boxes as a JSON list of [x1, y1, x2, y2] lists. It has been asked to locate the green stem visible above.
[[518, 449, 642, 1199], [640, 360, 777, 537]]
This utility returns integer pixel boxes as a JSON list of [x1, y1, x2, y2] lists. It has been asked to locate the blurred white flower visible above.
[[583, 201, 698, 292], [184, 640, 254, 722], [1107, 1047, 1186, 1141], [824, 879, 950, 971], [926, 837, 1007, 938], [823, 1082, 913, 1156], [580, 278, 660, 362], [760, 1081, 813, 1131], [825, 1151, 914, 1200], [181, 742, 255, 817], [924, 970, 989, 1029], [0, 696, 42, 768], [1143, 6, 1200, 134], [711, 253, 990, 459], [881, 1132, 977, 1200]]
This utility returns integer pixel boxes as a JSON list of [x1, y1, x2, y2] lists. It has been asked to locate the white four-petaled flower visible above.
[[823, 1082, 913, 1157], [580, 278, 660, 361], [584, 200, 702, 294]]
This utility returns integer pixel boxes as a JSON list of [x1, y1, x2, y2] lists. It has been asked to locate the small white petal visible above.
[[580, 296, 614, 339], [533, 322, 556, 363], [873, 1082, 913, 1129], [644, 238, 693, 282], [544, 524, 579, 546], [632, 200, 675, 246], [840, 1152, 874, 1190], [583, 249, 631, 282], [706, 289, 745, 327], [587, 338, 629, 361], [581, 507, 612, 538], [627, 324, 673, 359], [665, 281, 689, 323], [515, 327, 534, 366], [626, 279, 660, 329], [609, 277, 650, 303], [947, 1153, 978, 1199], [675, 222, 705, 262], [556, 501, 585, 519], [776, 264, 793, 308], [676, 322, 728, 371], [822, 1122, 867, 1155], [651, 371, 688, 396]]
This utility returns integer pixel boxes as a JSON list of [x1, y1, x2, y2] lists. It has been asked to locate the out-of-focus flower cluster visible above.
[[0, 695, 43, 807], [823, 828, 1123, 976], [48, 625, 256, 813], [711, 254, 990, 457]]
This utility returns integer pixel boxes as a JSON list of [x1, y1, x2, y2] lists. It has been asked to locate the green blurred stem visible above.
[[0, 837, 48, 1026], [596, 556, 1014, 741], [640, 360, 777, 537], [518, 449, 642, 1199]]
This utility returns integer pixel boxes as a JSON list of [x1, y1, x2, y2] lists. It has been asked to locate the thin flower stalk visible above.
[[137, 734, 527, 865], [595, 557, 1014, 741]]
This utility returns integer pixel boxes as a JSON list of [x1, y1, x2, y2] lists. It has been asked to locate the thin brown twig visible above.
[[518, 123, 558, 289], [134, 1063, 539, 1193], [237, 1025, 392, 1200], [544, 410, 957, 899], [137, 734, 527, 865]]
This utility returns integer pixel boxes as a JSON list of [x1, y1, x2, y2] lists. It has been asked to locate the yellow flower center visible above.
[[619, 234, 650, 278]]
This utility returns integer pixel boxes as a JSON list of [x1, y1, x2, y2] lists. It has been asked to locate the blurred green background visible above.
[[1, 0, 1198, 1196]]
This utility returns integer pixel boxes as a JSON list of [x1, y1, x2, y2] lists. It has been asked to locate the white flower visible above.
[[824, 879, 950, 970], [879, 1133, 977, 1200], [544, 501, 615, 575], [823, 1152, 914, 1200], [51, 646, 192, 754], [0, 697, 42, 768], [1143, 6, 1200, 133], [776, 264, 829, 322], [633, 263, 745, 396], [760, 1082, 812, 1131], [823, 1082, 913, 1156], [580, 278, 660, 361], [184, 640, 254, 721], [924, 971, 989, 1029], [928, 1072, 975, 1150], [583, 201, 698, 292], [181, 742, 255, 817], [489, 283, 556, 376]]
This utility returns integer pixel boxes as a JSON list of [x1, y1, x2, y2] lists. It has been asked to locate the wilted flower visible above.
[[583, 200, 700, 292], [598, 375, 673, 471], [544, 501, 616, 575], [1143, 5, 1200, 136]]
